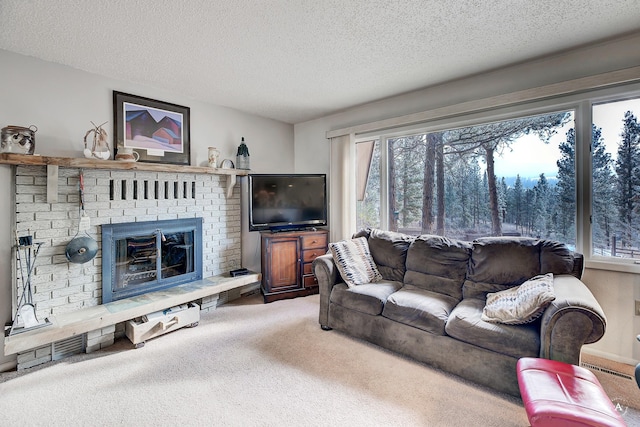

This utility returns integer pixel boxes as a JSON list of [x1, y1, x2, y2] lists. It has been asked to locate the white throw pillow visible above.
[[329, 237, 383, 288], [481, 273, 555, 325]]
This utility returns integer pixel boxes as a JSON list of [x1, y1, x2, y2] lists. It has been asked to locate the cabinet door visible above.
[[265, 237, 300, 291]]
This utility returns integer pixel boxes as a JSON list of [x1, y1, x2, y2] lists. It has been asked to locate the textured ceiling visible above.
[[2, 1, 640, 124]]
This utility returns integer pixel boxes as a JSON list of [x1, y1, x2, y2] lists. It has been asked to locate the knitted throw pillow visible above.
[[329, 237, 383, 288], [481, 273, 555, 324]]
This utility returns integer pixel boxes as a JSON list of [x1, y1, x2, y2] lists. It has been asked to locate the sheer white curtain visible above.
[[329, 134, 356, 242]]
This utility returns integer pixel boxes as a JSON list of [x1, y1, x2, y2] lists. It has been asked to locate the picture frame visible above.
[[113, 91, 190, 165]]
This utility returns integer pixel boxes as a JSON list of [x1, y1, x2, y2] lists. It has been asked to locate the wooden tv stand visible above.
[[260, 229, 328, 303]]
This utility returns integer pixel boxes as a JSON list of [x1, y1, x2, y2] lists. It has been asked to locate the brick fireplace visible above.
[[11, 165, 243, 368]]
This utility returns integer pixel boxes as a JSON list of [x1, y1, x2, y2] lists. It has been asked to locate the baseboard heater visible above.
[[580, 361, 634, 380]]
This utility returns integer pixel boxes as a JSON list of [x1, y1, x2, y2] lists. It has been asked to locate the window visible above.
[[352, 82, 640, 269], [356, 140, 380, 230], [357, 111, 576, 245], [592, 97, 640, 260]]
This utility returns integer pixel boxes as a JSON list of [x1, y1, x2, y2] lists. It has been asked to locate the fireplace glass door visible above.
[[102, 218, 203, 302]]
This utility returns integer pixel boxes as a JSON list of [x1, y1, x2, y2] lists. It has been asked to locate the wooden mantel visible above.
[[0, 153, 248, 199]]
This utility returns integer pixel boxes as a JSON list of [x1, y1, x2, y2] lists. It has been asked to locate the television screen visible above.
[[248, 174, 327, 231]]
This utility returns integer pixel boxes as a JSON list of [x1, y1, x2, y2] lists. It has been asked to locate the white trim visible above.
[[582, 346, 639, 366], [586, 259, 640, 274], [0, 358, 17, 373], [327, 66, 640, 139]]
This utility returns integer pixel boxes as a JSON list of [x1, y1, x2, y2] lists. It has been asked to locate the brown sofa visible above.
[[312, 228, 606, 396]]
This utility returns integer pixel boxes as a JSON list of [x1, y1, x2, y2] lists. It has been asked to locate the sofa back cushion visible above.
[[404, 235, 472, 301], [463, 237, 575, 299], [354, 228, 413, 282], [540, 239, 575, 275]]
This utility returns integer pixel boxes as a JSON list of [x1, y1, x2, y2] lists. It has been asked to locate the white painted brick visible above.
[[83, 282, 99, 292], [68, 268, 100, 282], [68, 291, 94, 302], [52, 254, 70, 264], [51, 284, 84, 298], [35, 295, 69, 310], [18, 355, 52, 370], [15, 212, 36, 222], [86, 328, 104, 340], [35, 263, 65, 276], [35, 281, 68, 293], [35, 211, 68, 221], [32, 291, 53, 303], [110, 200, 137, 209], [34, 228, 70, 239], [16, 166, 43, 176], [97, 208, 125, 217], [85, 343, 100, 353], [16, 203, 51, 213], [35, 346, 52, 358], [59, 168, 79, 178], [30, 273, 55, 285], [16, 176, 35, 185], [135, 199, 160, 208], [86, 332, 113, 347], [16, 350, 36, 364], [16, 185, 46, 195], [15, 194, 35, 203]]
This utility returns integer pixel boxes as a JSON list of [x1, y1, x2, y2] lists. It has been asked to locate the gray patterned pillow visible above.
[[481, 273, 555, 324], [329, 237, 383, 288]]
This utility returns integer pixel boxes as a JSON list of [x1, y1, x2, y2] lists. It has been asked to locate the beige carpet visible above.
[[0, 293, 628, 426]]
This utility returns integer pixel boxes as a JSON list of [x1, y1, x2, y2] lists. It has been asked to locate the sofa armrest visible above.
[[312, 253, 342, 328], [539, 274, 606, 364]]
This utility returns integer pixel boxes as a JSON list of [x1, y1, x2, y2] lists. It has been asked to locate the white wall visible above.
[[294, 31, 640, 364], [0, 49, 294, 369]]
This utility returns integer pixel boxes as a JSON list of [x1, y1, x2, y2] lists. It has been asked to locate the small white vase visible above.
[[208, 147, 220, 168]]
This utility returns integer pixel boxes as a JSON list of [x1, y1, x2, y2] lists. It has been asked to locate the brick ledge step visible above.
[[4, 273, 260, 355]]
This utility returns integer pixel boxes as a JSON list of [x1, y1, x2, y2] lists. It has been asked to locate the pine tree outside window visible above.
[[592, 98, 640, 259], [357, 111, 577, 246]]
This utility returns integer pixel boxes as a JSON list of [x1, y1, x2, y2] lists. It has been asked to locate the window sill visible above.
[[585, 258, 640, 274]]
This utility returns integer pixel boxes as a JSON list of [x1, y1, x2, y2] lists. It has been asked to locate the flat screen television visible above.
[[248, 174, 327, 232]]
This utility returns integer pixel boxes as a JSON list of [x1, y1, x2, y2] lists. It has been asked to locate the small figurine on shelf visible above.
[[236, 137, 250, 170], [208, 146, 220, 168], [83, 121, 111, 160]]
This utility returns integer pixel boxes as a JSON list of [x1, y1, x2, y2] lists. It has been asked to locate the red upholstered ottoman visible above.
[[516, 357, 626, 427]]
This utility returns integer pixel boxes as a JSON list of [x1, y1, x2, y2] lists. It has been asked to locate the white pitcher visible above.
[[115, 147, 139, 162]]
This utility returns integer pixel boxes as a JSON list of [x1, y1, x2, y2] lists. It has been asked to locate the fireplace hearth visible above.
[[101, 218, 203, 303]]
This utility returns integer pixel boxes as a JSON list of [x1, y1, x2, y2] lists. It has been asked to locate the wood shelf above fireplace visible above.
[[0, 153, 248, 198]]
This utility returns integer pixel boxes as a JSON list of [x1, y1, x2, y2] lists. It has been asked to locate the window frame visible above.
[[354, 82, 640, 274]]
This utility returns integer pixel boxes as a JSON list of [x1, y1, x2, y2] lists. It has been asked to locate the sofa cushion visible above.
[[382, 284, 459, 335], [482, 273, 556, 325], [540, 240, 575, 275], [464, 237, 541, 299], [330, 281, 403, 316], [445, 298, 540, 358], [354, 228, 413, 282], [329, 237, 383, 288], [404, 235, 471, 301]]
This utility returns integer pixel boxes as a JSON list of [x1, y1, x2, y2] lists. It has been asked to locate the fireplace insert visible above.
[[101, 218, 203, 303]]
